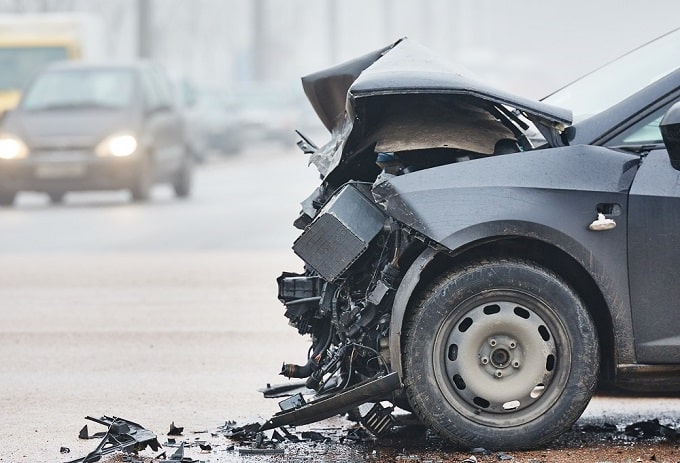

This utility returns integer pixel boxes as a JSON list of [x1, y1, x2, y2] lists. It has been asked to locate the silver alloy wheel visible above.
[[433, 290, 572, 427]]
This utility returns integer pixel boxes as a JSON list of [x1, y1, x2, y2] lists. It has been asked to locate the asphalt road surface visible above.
[[1, 145, 679, 462]]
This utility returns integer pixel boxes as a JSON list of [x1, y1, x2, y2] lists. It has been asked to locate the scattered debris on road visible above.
[[60, 412, 680, 463]]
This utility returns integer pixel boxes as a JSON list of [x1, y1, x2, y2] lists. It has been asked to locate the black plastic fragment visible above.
[[279, 392, 306, 411], [157, 442, 199, 463], [280, 426, 300, 442], [340, 427, 372, 443], [360, 402, 395, 436], [218, 421, 261, 441], [199, 443, 212, 451], [624, 419, 678, 439], [259, 381, 312, 399], [271, 430, 285, 442], [301, 430, 326, 441], [261, 372, 401, 431], [66, 416, 161, 463], [168, 421, 184, 436], [77, 424, 106, 440], [60, 447, 70, 454]]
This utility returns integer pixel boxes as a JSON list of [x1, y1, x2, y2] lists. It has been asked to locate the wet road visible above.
[[0, 145, 679, 462]]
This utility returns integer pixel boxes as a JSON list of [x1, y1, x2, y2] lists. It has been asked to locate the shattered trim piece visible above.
[[66, 416, 161, 463], [261, 372, 401, 431]]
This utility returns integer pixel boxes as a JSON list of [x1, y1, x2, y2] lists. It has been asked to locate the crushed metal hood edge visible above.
[[301, 38, 572, 134]]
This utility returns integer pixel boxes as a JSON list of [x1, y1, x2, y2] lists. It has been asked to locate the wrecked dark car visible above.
[[270, 29, 680, 450]]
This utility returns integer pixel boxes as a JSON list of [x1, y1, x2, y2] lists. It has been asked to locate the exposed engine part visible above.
[[293, 183, 385, 282]]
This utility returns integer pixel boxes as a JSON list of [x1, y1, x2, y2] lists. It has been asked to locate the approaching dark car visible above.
[[0, 61, 192, 205], [266, 29, 680, 449]]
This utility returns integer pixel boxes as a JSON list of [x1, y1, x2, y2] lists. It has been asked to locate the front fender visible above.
[[381, 145, 641, 376]]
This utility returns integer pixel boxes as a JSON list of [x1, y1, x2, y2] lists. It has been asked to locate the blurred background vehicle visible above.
[[0, 13, 105, 114], [178, 81, 243, 161], [0, 60, 192, 205], [234, 82, 304, 147]]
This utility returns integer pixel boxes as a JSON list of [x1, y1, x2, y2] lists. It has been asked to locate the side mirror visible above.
[[660, 101, 680, 170]]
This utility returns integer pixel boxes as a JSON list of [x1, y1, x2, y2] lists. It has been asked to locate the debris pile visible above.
[[61, 414, 680, 462]]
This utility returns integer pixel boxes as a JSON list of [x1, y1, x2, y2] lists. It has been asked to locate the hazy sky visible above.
[[1, 0, 678, 99]]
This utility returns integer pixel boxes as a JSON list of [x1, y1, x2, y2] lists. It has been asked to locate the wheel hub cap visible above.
[[441, 300, 557, 415]]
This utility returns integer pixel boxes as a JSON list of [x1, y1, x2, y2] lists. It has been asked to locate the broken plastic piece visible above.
[[218, 421, 261, 441], [279, 426, 300, 442], [341, 427, 372, 443], [278, 393, 306, 411], [60, 447, 70, 454], [78, 425, 106, 440], [624, 418, 678, 439], [261, 372, 401, 431], [360, 403, 395, 436], [168, 421, 184, 436], [66, 416, 161, 463], [301, 430, 326, 441], [158, 443, 198, 463]]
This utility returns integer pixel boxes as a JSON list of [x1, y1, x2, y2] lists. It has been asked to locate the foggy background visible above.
[[1, 0, 678, 102]]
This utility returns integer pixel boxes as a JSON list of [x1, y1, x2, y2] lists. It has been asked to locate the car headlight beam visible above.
[[96, 133, 138, 157], [0, 135, 29, 160]]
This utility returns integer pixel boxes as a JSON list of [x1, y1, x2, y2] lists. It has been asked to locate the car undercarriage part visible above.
[[260, 372, 400, 431], [66, 416, 161, 463]]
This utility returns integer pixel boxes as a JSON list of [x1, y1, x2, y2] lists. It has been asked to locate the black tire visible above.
[[48, 192, 65, 204], [130, 156, 152, 202], [403, 258, 599, 450], [0, 190, 16, 206], [172, 156, 193, 198]]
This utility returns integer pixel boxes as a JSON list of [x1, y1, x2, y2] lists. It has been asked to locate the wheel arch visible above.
[[389, 236, 616, 386]]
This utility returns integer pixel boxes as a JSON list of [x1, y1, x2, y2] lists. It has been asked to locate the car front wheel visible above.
[[130, 156, 152, 202], [0, 190, 16, 206], [403, 258, 599, 450], [172, 155, 193, 198]]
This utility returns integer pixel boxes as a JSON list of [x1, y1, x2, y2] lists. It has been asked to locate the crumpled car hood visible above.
[[303, 38, 571, 133], [301, 38, 572, 179]]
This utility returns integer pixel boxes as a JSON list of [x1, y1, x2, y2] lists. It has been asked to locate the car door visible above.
[[140, 67, 184, 180], [606, 99, 680, 364]]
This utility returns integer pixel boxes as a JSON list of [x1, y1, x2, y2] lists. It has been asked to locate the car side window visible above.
[[141, 70, 162, 112], [605, 100, 677, 147], [150, 68, 174, 109]]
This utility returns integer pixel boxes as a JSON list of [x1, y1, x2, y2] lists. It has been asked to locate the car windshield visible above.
[[0, 46, 69, 92], [21, 68, 136, 110], [542, 28, 680, 123]]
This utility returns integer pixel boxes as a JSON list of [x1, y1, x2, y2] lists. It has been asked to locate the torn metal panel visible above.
[[66, 416, 161, 463]]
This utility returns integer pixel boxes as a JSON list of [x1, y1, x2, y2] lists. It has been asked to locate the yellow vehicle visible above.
[[0, 13, 104, 114]]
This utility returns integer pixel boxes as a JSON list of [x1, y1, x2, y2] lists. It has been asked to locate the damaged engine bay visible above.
[[267, 37, 579, 448]]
